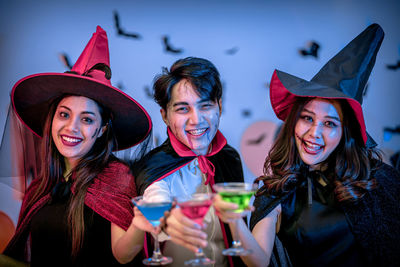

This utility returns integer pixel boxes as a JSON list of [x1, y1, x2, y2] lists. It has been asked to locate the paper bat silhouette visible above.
[[299, 41, 320, 58], [384, 126, 400, 134], [246, 133, 266, 145], [144, 85, 153, 99], [225, 46, 239, 55], [386, 60, 400, 70], [116, 82, 125, 91], [241, 109, 252, 118], [383, 125, 400, 142], [113, 11, 141, 39], [162, 35, 183, 54], [58, 53, 73, 70]]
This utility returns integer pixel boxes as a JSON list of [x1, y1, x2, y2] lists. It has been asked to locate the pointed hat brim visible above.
[[11, 72, 152, 151], [270, 69, 374, 146]]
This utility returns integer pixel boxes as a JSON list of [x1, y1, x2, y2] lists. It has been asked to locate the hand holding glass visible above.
[[176, 193, 215, 266], [132, 196, 173, 265], [213, 182, 257, 256]]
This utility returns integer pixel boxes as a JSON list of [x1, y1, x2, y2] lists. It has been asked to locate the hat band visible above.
[[65, 63, 112, 86]]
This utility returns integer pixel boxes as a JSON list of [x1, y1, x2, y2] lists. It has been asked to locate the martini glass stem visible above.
[[232, 239, 243, 248], [232, 219, 242, 248], [150, 233, 162, 260], [195, 247, 207, 260], [221, 218, 252, 256], [143, 232, 172, 265], [184, 245, 214, 265]]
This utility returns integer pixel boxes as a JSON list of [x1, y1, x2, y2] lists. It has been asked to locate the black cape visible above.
[[133, 138, 244, 195]]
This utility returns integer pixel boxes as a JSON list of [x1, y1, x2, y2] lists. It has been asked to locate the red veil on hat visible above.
[[11, 26, 152, 151], [269, 23, 384, 148]]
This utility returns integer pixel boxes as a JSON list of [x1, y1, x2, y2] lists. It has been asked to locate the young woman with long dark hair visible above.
[[1, 26, 155, 266], [250, 24, 400, 267]]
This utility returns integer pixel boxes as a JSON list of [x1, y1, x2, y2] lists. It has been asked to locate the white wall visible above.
[[1, 0, 399, 224]]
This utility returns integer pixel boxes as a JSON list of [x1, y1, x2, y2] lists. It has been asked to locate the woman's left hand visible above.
[[213, 194, 254, 224], [131, 206, 160, 235]]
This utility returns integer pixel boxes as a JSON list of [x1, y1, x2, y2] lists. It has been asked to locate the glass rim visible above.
[[132, 195, 172, 205], [174, 192, 215, 203], [213, 182, 257, 192]]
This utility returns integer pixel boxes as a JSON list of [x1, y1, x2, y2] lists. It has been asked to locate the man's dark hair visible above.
[[153, 57, 222, 110]]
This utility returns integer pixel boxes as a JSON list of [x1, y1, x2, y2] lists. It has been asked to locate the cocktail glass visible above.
[[213, 182, 257, 256], [132, 196, 173, 265], [176, 193, 215, 266]]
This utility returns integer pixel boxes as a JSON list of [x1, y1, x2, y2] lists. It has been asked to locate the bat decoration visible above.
[[299, 41, 320, 58], [383, 125, 400, 142], [116, 82, 125, 91], [113, 11, 141, 39], [246, 133, 266, 145], [144, 85, 153, 99], [58, 53, 73, 70], [162, 35, 183, 54], [241, 109, 252, 118], [225, 46, 239, 55], [386, 60, 400, 70], [384, 125, 400, 134]]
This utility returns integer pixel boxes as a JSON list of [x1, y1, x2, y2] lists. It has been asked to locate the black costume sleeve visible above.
[[250, 193, 281, 231]]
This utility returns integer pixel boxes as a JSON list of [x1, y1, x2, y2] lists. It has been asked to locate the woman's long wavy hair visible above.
[[24, 94, 116, 259], [256, 97, 381, 202]]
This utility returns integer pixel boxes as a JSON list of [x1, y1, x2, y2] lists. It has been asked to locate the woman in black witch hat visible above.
[[249, 24, 400, 267], [1, 26, 156, 266]]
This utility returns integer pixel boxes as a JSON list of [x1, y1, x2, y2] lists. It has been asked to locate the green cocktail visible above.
[[218, 190, 254, 213], [213, 182, 257, 256]]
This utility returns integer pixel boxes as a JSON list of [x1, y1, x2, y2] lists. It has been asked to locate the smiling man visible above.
[[133, 57, 245, 266]]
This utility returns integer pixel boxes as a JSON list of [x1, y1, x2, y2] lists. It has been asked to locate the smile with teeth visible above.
[[61, 135, 83, 144], [186, 128, 207, 136], [302, 139, 324, 153]]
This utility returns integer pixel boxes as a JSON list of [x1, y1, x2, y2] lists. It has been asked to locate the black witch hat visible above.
[[269, 23, 384, 147]]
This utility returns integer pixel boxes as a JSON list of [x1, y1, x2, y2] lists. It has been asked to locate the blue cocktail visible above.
[[132, 196, 173, 265], [135, 202, 172, 227]]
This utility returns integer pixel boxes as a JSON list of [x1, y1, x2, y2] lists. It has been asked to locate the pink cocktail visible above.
[[179, 198, 212, 225], [176, 193, 215, 266]]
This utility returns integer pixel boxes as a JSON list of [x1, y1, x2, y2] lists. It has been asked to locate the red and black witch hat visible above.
[[270, 23, 384, 147], [11, 26, 152, 151]]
